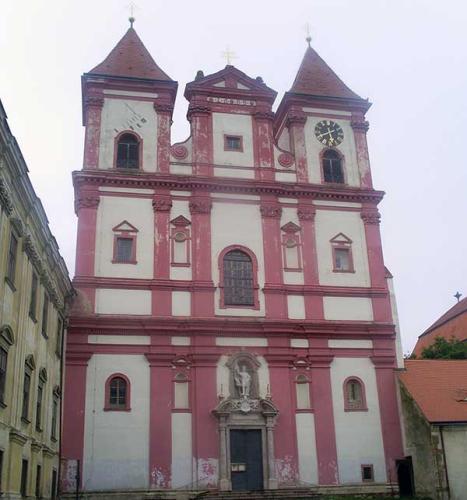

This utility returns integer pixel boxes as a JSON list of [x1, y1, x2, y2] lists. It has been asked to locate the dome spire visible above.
[[125, 2, 138, 28], [302, 22, 312, 48]]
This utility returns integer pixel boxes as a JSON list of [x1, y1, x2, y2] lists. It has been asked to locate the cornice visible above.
[[72, 170, 385, 205]]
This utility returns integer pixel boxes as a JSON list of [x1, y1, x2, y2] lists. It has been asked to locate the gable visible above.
[[330, 232, 352, 244], [112, 220, 139, 233]]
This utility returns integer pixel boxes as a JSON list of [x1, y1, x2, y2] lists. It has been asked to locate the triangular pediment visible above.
[[170, 215, 191, 227], [281, 222, 300, 233], [185, 66, 277, 101], [330, 232, 353, 244], [112, 220, 139, 233]]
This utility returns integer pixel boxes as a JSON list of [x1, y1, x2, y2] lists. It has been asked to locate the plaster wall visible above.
[[172, 291, 191, 316], [441, 426, 467, 500], [83, 354, 150, 490], [387, 276, 404, 367], [95, 289, 151, 315], [287, 295, 306, 319], [330, 358, 386, 483], [171, 413, 193, 488], [211, 202, 265, 317], [212, 113, 254, 167], [328, 339, 373, 349], [303, 116, 359, 187], [324, 297, 373, 321], [314, 210, 370, 287], [88, 335, 150, 345], [98, 98, 158, 171], [295, 413, 319, 485], [94, 196, 154, 279], [170, 200, 192, 280], [291, 339, 309, 348]]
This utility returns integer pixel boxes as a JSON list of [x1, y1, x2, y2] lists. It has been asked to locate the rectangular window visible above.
[[51, 398, 58, 440], [0, 348, 7, 404], [29, 273, 38, 318], [335, 248, 350, 271], [6, 233, 18, 285], [21, 459, 28, 497], [35, 464, 41, 498], [361, 464, 374, 482], [36, 379, 44, 430], [22, 373, 31, 421], [225, 135, 242, 151], [51, 470, 57, 500], [41, 295, 49, 337], [0, 450, 4, 492], [116, 237, 134, 262], [56, 318, 63, 356]]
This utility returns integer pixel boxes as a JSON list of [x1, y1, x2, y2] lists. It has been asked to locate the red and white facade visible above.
[[62, 26, 404, 495]]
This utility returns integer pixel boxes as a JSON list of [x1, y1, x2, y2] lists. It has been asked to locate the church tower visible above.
[[62, 24, 404, 496]]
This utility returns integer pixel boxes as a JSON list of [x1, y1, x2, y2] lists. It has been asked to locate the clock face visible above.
[[315, 120, 344, 147]]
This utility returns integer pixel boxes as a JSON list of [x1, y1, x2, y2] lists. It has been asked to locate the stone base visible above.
[[218, 478, 230, 491], [267, 478, 278, 490]]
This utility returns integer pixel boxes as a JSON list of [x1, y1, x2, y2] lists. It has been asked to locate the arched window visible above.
[[295, 374, 311, 409], [344, 377, 367, 411], [105, 374, 131, 411], [116, 133, 140, 169], [223, 250, 254, 306], [322, 149, 344, 184], [174, 372, 189, 409]]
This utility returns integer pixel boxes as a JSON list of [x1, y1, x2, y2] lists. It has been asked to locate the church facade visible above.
[[62, 25, 404, 496]]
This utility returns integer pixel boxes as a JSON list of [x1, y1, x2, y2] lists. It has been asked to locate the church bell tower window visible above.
[[322, 149, 344, 184], [224, 135, 243, 152], [116, 133, 140, 169]]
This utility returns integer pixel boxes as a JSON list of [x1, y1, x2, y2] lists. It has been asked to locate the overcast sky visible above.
[[1, 0, 466, 353]]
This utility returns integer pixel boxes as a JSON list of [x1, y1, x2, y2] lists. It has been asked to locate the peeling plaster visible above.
[[150, 466, 171, 489], [197, 458, 218, 488], [275, 455, 298, 484]]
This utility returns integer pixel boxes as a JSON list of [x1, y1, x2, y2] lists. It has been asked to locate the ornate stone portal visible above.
[[212, 353, 279, 491]]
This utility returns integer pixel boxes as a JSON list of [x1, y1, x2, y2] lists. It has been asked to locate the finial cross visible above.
[[454, 291, 462, 302], [221, 45, 237, 66], [302, 22, 313, 46], [124, 2, 140, 27]]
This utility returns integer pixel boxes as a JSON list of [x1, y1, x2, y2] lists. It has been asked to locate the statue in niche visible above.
[[234, 364, 251, 398]]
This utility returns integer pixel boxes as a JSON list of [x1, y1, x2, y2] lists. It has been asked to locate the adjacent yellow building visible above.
[[0, 99, 73, 499]]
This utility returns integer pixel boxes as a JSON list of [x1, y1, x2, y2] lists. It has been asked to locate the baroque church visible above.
[[62, 22, 405, 496]]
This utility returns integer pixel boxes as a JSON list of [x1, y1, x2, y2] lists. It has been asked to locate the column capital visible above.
[[145, 353, 174, 367], [84, 95, 104, 110], [152, 198, 173, 212], [371, 355, 396, 368], [298, 206, 316, 221], [75, 194, 100, 213], [286, 113, 307, 127], [309, 355, 334, 367], [253, 110, 275, 122], [154, 102, 174, 115], [189, 199, 213, 215], [187, 105, 212, 120], [260, 204, 282, 219], [361, 210, 381, 225], [66, 351, 92, 366], [351, 120, 370, 133]]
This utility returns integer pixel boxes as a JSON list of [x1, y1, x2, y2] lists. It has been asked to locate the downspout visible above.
[[439, 426, 451, 500]]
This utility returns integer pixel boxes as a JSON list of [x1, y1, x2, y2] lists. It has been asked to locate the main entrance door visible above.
[[230, 429, 263, 490]]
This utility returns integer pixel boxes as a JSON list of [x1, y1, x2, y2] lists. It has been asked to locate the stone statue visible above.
[[234, 364, 251, 398]]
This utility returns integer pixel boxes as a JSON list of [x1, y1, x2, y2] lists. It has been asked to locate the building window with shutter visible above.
[[21, 459, 28, 497], [36, 369, 47, 431], [5, 233, 18, 289], [330, 233, 355, 273], [22, 355, 35, 423], [112, 221, 138, 264], [322, 149, 345, 184], [0, 326, 13, 407], [219, 246, 260, 309], [224, 135, 243, 152], [0, 349, 7, 405], [29, 273, 38, 320], [344, 376, 368, 411], [361, 464, 374, 482], [104, 374, 131, 411], [41, 295, 49, 338], [116, 132, 141, 169]]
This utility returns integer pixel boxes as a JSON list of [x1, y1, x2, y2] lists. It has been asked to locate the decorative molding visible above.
[[152, 199, 173, 212], [207, 97, 256, 107], [84, 96, 104, 109], [171, 145, 189, 160], [277, 153, 294, 168], [9, 430, 28, 446], [186, 105, 211, 120], [286, 114, 307, 127], [281, 221, 300, 233], [23, 235, 44, 273], [253, 111, 275, 122], [171, 215, 191, 227], [351, 120, 370, 133], [189, 199, 212, 214], [153, 103, 174, 115], [260, 204, 282, 219], [9, 215, 25, 237], [360, 211, 381, 225], [297, 207, 316, 221], [0, 178, 14, 216], [75, 194, 100, 212]]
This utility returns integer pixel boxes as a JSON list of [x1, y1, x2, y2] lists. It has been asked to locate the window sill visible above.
[[171, 263, 191, 268], [0, 401, 7, 410], [41, 331, 48, 340], [220, 304, 260, 310], [284, 268, 303, 273], [28, 312, 37, 323], [103, 407, 131, 412], [21, 417, 31, 425], [51, 437, 58, 443], [4, 277, 16, 292], [36, 427, 43, 433], [172, 408, 192, 413], [344, 408, 368, 412], [332, 269, 356, 274], [295, 408, 314, 413], [111, 260, 138, 265]]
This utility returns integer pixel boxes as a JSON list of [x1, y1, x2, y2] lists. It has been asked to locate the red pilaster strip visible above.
[[62, 351, 93, 488], [298, 204, 324, 319], [287, 114, 308, 183], [83, 95, 104, 169], [146, 351, 173, 488], [351, 116, 373, 188], [154, 103, 173, 173], [152, 194, 172, 316], [361, 209, 392, 321], [309, 356, 339, 485], [190, 196, 214, 316], [371, 355, 404, 482], [188, 105, 213, 177], [254, 111, 275, 181], [260, 200, 286, 319]]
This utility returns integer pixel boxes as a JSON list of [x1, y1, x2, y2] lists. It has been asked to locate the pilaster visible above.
[[83, 94, 104, 170], [253, 111, 275, 181], [286, 113, 308, 183], [188, 105, 213, 176], [154, 103, 174, 173], [351, 116, 373, 188]]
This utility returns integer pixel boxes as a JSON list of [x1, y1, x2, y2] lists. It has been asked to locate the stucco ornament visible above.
[[234, 363, 251, 398]]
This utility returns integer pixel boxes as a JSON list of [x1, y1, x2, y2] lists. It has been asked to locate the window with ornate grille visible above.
[[115, 237, 134, 262], [6, 233, 18, 286], [223, 250, 254, 306], [116, 133, 140, 168], [322, 150, 344, 183], [109, 376, 127, 409], [345, 379, 364, 410]]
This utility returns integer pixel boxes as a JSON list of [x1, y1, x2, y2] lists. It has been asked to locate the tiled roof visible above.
[[399, 360, 467, 423], [88, 28, 173, 81], [290, 45, 361, 100], [422, 297, 467, 337]]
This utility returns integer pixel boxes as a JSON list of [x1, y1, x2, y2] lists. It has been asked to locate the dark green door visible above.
[[230, 429, 263, 490]]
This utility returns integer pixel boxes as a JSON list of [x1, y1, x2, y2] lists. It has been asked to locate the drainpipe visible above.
[[439, 426, 451, 500]]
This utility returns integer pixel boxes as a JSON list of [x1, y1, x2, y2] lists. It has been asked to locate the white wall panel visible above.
[[96, 289, 151, 315], [212, 113, 253, 167], [295, 413, 319, 485], [324, 297, 373, 321], [171, 413, 193, 488], [287, 296, 306, 319], [172, 291, 191, 316]]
